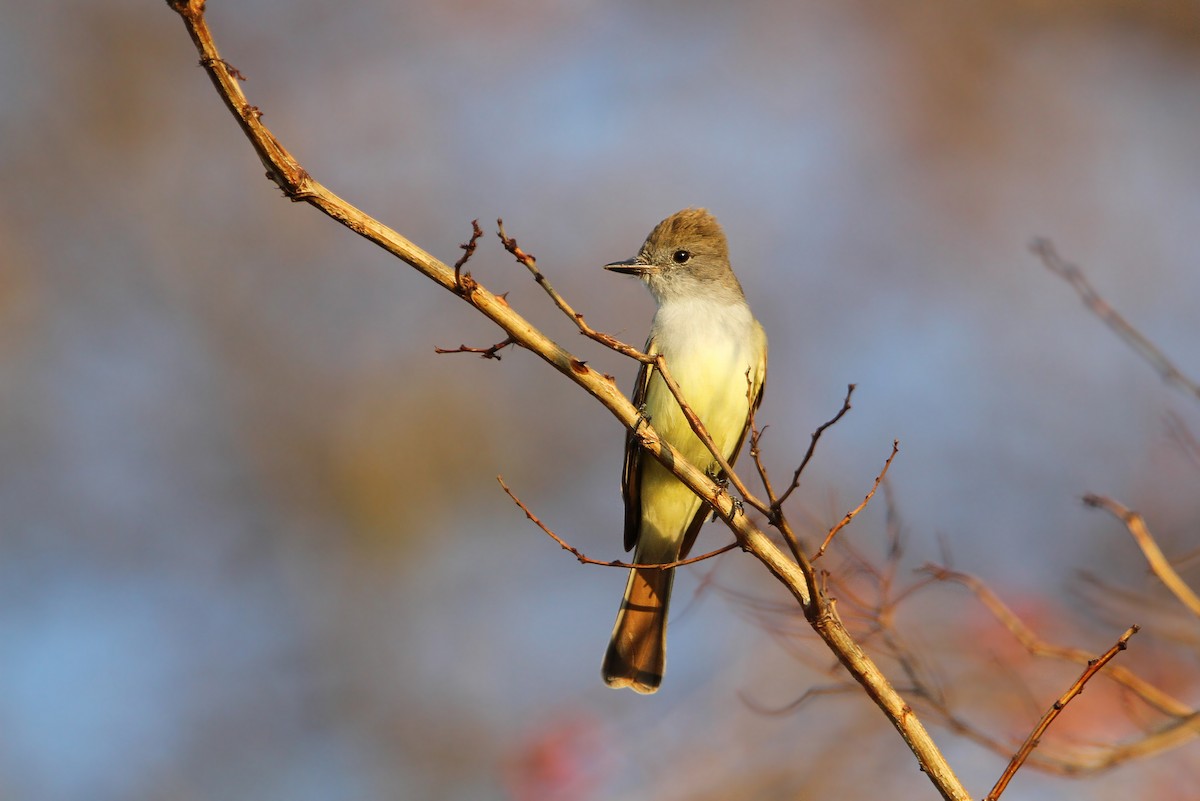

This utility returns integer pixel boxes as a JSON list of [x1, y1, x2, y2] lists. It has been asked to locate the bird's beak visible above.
[[605, 257, 656, 275]]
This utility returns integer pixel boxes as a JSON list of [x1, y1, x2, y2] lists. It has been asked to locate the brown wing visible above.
[[679, 346, 767, 559], [621, 337, 658, 552]]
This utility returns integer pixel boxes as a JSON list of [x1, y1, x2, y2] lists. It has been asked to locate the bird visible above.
[[601, 208, 767, 693]]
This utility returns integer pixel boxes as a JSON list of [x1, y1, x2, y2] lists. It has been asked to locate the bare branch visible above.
[[1083, 494, 1200, 618], [1033, 238, 1200, 402], [776, 384, 856, 510], [497, 219, 651, 362], [497, 476, 737, 569], [747, 400, 806, 564], [922, 564, 1191, 718], [453, 218, 484, 289], [813, 440, 899, 561], [740, 682, 859, 716], [434, 337, 517, 360], [748, 405, 776, 504], [748, 389, 858, 566], [985, 625, 1139, 801]]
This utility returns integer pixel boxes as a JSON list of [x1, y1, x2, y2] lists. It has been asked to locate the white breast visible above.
[[647, 296, 763, 458]]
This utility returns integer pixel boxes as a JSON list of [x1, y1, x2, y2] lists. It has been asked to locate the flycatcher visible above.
[[602, 208, 767, 693]]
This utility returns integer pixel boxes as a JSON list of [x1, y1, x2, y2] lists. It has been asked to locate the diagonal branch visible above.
[[813, 439, 899, 560], [922, 564, 1190, 718], [434, 337, 517, 360], [754, 386, 857, 565], [1083, 494, 1200, 618], [164, 5, 968, 798], [497, 221, 651, 362], [498, 476, 738, 569], [777, 384, 856, 510], [985, 625, 1139, 801], [1033, 238, 1200, 402]]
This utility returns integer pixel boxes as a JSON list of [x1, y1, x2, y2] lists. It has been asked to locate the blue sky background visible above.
[[1, 2, 1198, 800]]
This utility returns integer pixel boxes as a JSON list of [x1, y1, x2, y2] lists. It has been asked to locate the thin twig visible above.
[[748, 405, 776, 505], [497, 220, 651, 361], [434, 337, 516, 360], [985, 625, 1140, 801], [453, 218, 484, 290], [922, 565, 1191, 718], [497, 476, 737, 569], [748, 411, 808, 564], [1083, 494, 1200, 618], [813, 440, 899, 560], [776, 384, 855, 510], [748, 390, 859, 566], [740, 682, 859, 716], [1033, 238, 1200, 402], [1165, 410, 1200, 472]]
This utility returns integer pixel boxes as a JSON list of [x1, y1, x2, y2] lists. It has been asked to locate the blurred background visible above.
[[1, 1, 1198, 799]]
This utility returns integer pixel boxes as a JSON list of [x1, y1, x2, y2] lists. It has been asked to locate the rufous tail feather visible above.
[[602, 566, 674, 694]]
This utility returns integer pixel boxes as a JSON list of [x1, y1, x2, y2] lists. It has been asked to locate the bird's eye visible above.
[[672, 250, 691, 264]]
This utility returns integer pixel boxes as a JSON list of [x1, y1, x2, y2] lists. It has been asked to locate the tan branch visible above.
[[985, 625, 1139, 801], [922, 564, 1193, 719], [1083, 494, 1200, 619], [497, 221, 651, 362]]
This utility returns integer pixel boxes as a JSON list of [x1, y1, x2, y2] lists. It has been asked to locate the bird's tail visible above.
[[602, 565, 674, 694]]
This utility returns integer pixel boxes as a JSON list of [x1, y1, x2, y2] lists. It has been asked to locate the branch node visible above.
[[453, 219, 484, 293], [434, 336, 516, 360]]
